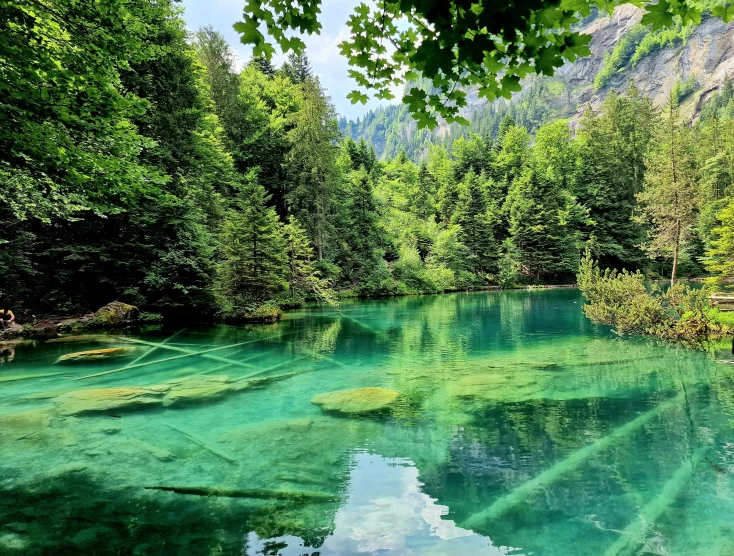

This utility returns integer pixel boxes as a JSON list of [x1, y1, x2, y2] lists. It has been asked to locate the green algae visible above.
[[311, 387, 401, 415]]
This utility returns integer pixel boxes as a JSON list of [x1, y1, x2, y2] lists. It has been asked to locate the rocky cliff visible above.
[[560, 5, 734, 121], [342, 7, 734, 159]]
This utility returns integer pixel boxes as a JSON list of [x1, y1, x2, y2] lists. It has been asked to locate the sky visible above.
[[180, 0, 393, 120]]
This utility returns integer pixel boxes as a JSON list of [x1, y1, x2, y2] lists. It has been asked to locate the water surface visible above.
[[1, 290, 734, 555]]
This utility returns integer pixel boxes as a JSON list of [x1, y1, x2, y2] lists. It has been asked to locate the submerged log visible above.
[[77, 338, 255, 380], [144, 485, 336, 502], [461, 393, 685, 530], [602, 448, 704, 556], [0, 372, 64, 383], [165, 423, 238, 464]]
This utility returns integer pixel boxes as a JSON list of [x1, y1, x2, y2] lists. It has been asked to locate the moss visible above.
[[311, 387, 401, 415]]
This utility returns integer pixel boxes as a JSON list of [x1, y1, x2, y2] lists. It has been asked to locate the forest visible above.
[[2, 0, 734, 323]]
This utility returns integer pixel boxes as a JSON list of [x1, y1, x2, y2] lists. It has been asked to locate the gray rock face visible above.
[[562, 7, 734, 123], [463, 7, 733, 131]]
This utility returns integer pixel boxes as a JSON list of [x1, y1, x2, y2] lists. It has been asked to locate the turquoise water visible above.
[[1, 289, 734, 555]]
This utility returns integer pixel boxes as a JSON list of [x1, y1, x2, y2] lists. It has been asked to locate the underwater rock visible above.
[[72, 526, 113, 548], [43, 462, 88, 479], [54, 387, 164, 415], [96, 425, 121, 435], [311, 387, 401, 415], [57, 347, 136, 363], [0, 409, 52, 443], [446, 372, 548, 404], [162, 375, 232, 407]]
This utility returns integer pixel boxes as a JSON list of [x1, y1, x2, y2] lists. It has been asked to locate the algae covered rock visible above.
[[55, 387, 165, 415], [162, 375, 232, 407], [89, 301, 139, 326], [0, 409, 52, 443], [57, 347, 136, 363], [311, 387, 400, 415]]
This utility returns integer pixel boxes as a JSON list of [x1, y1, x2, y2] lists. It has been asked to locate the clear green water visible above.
[[2, 289, 734, 555]]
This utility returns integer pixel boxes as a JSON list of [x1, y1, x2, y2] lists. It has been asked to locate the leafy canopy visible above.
[[235, 0, 732, 128]]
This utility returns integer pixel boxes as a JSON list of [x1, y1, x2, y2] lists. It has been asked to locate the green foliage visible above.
[[573, 89, 653, 269], [235, 0, 728, 127], [672, 76, 698, 105], [281, 217, 338, 307], [0, 0, 164, 221], [577, 252, 720, 341], [630, 21, 696, 66], [705, 199, 734, 291], [636, 102, 699, 283], [280, 52, 312, 83], [594, 24, 649, 90], [216, 183, 287, 318]]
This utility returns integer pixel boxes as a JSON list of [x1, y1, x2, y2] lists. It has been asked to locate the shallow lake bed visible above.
[[1, 289, 734, 555]]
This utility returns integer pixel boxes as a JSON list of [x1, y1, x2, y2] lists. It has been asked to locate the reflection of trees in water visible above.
[[417, 382, 728, 553]]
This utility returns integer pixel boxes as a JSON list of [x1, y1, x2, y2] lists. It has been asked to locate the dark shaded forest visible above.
[[2, 1, 734, 323]]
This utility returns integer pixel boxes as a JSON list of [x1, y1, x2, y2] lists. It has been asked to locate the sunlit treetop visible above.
[[235, 0, 734, 128]]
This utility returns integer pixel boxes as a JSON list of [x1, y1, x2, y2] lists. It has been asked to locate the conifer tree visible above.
[[705, 200, 734, 291], [217, 183, 286, 313], [573, 92, 653, 269], [504, 167, 577, 282], [414, 163, 436, 220], [453, 172, 497, 273], [637, 102, 699, 284], [250, 55, 275, 76], [281, 52, 312, 83], [285, 78, 340, 260], [282, 217, 337, 305]]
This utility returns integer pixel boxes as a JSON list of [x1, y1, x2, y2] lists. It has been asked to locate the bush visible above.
[[630, 22, 695, 67], [594, 25, 649, 90], [577, 251, 726, 342], [355, 253, 397, 297], [672, 76, 698, 105]]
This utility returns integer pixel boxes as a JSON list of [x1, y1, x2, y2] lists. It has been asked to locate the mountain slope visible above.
[[340, 6, 734, 160]]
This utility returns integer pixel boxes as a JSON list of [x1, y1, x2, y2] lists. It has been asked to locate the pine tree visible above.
[[282, 216, 337, 306], [285, 78, 341, 260], [573, 91, 653, 269], [504, 167, 578, 282], [414, 162, 436, 220], [453, 172, 498, 273], [705, 200, 734, 291], [217, 183, 286, 313], [281, 52, 313, 83], [637, 101, 699, 285], [191, 27, 239, 124], [250, 55, 275, 76]]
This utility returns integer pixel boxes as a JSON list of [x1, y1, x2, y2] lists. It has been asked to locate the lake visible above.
[[1, 289, 733, 555]]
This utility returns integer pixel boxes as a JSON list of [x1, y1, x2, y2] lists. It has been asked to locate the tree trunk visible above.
[[671, 219, 680, 286]]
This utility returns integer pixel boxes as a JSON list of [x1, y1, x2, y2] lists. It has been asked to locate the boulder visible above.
[[0, 322, 23, 340], [311, 387, 401, 415], [90, 301, 139, 326], [54, 387, 165, 416], [57, 347, 136, 363], [162, 375, 232, 407], [0, 409, 52, 444]]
